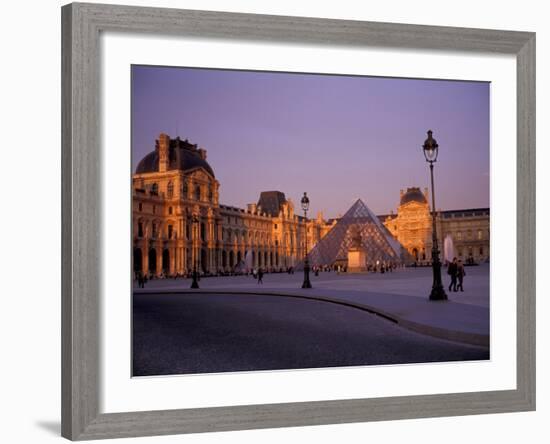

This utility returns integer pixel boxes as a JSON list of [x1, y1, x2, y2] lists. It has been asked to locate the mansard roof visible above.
[[400, 187, 427, 206], [257, 191, 287, 217], [135, 137, 215, 177]]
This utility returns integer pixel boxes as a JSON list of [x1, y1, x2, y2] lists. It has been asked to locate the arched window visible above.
[[181, 181, 188, 198], [167, 181, 174, 198], [195, 185, 201, 201], [150, 183, 158, 195]]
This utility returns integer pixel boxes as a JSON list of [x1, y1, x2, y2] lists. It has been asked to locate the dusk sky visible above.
[[131, 66, 489, 218]]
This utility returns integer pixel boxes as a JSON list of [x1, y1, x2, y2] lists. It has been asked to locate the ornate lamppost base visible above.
[[190, 270, 200, 289], [302, 263, 312, 289], [429, 285, 448, 301]]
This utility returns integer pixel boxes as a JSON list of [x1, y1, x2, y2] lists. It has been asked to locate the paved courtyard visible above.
[[133, 264, 490, 376], [137, 264, 490, 307]]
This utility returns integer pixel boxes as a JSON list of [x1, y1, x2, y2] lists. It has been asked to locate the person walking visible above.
[[456, 260, 466, 292], [447, 257, 458, 292], [137, 271, 145, 288], [257, 267, 264, 284]]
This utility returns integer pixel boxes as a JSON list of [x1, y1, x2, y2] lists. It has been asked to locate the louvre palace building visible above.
[[132, 134, 489, 277], [380, 187, 490, 266]]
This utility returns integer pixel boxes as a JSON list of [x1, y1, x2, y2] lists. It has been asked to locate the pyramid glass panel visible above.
[[305, 199, 407, 268]]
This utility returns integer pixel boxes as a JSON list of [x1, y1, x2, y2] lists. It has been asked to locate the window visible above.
[[186, 223, 190, 240], [152, 205, 156, 214], [167, 181, 174, 198], [138, 222, 143, 238], [200, 223, 206, 240], [478, 229, 483, 240], [274, 224, 278, 229], [195, 185, 201, 201], [150, 183, 158, 195], [181, 181, 188, 198], [480, 247, 484, 256], [208, 187, 213, 202], [168, 206, 173, 215], [457, 232, 462, 240], [152, 223, 157, 238], [168, 225, 173, 239], [138, 202, 142, 212]]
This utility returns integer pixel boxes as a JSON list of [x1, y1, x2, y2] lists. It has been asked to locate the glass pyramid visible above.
[[306, 199, 405, 267]]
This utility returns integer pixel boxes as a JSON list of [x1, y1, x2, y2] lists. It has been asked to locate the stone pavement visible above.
[[134, 264, 490, 348]]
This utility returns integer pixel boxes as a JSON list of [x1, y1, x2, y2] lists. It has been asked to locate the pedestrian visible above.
[[137, 271, 145, 288], [257, 267, 263, 284], [456, 260, 466, 292], [447, 257, 458, 292]]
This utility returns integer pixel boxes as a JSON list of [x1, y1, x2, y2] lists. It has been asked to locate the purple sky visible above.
[[132, 66, 489, 218]]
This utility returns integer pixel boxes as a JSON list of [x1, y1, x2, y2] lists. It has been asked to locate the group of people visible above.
[[447, 257, 466, 292], [136, 271, 148, 288]]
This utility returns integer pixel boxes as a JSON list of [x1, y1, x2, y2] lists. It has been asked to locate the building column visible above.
[[156, 243, 163, 276], [170, 246, 176, 275], [141, 239, 148, 276]]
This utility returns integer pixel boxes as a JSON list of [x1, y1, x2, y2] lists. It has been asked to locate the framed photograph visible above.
[[61, 2, 535, 440]]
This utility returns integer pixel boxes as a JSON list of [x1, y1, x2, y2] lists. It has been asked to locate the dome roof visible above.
[[400, 187, 427, 205], [135, 136, 215, 177]]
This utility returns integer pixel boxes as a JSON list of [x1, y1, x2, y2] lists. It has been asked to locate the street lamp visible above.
[[301, 192, 312, 289], [422, 130, 447, 301], [190, 214, 200, 289]]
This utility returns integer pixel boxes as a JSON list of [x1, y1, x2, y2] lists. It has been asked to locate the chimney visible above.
[[197, 148, 207, 160], [158, 133, 170, 172]]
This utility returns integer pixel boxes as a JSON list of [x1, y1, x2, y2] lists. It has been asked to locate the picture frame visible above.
[[61, 2, 535, 440]]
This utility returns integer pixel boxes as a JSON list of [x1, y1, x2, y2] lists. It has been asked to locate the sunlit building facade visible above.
[[381, 187, 490, 264], [132, 133, 334, 276], [132, 135, 490, 276]]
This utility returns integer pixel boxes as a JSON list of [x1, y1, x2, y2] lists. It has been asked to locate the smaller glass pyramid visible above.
[[306, 199, 405, 267]]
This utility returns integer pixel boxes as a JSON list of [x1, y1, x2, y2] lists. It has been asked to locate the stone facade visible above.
[[382, 187, 490, 265], [132, 133, 333, 277], [132, 135, 489, 276]]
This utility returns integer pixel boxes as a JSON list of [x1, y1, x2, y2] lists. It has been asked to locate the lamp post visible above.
[[190, 214, 200, 289], [301, 192, 312, 289], [422, 130, 447, 301]]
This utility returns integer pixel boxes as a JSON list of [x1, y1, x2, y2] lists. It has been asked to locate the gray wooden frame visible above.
[[61, 2, 536, 440]]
